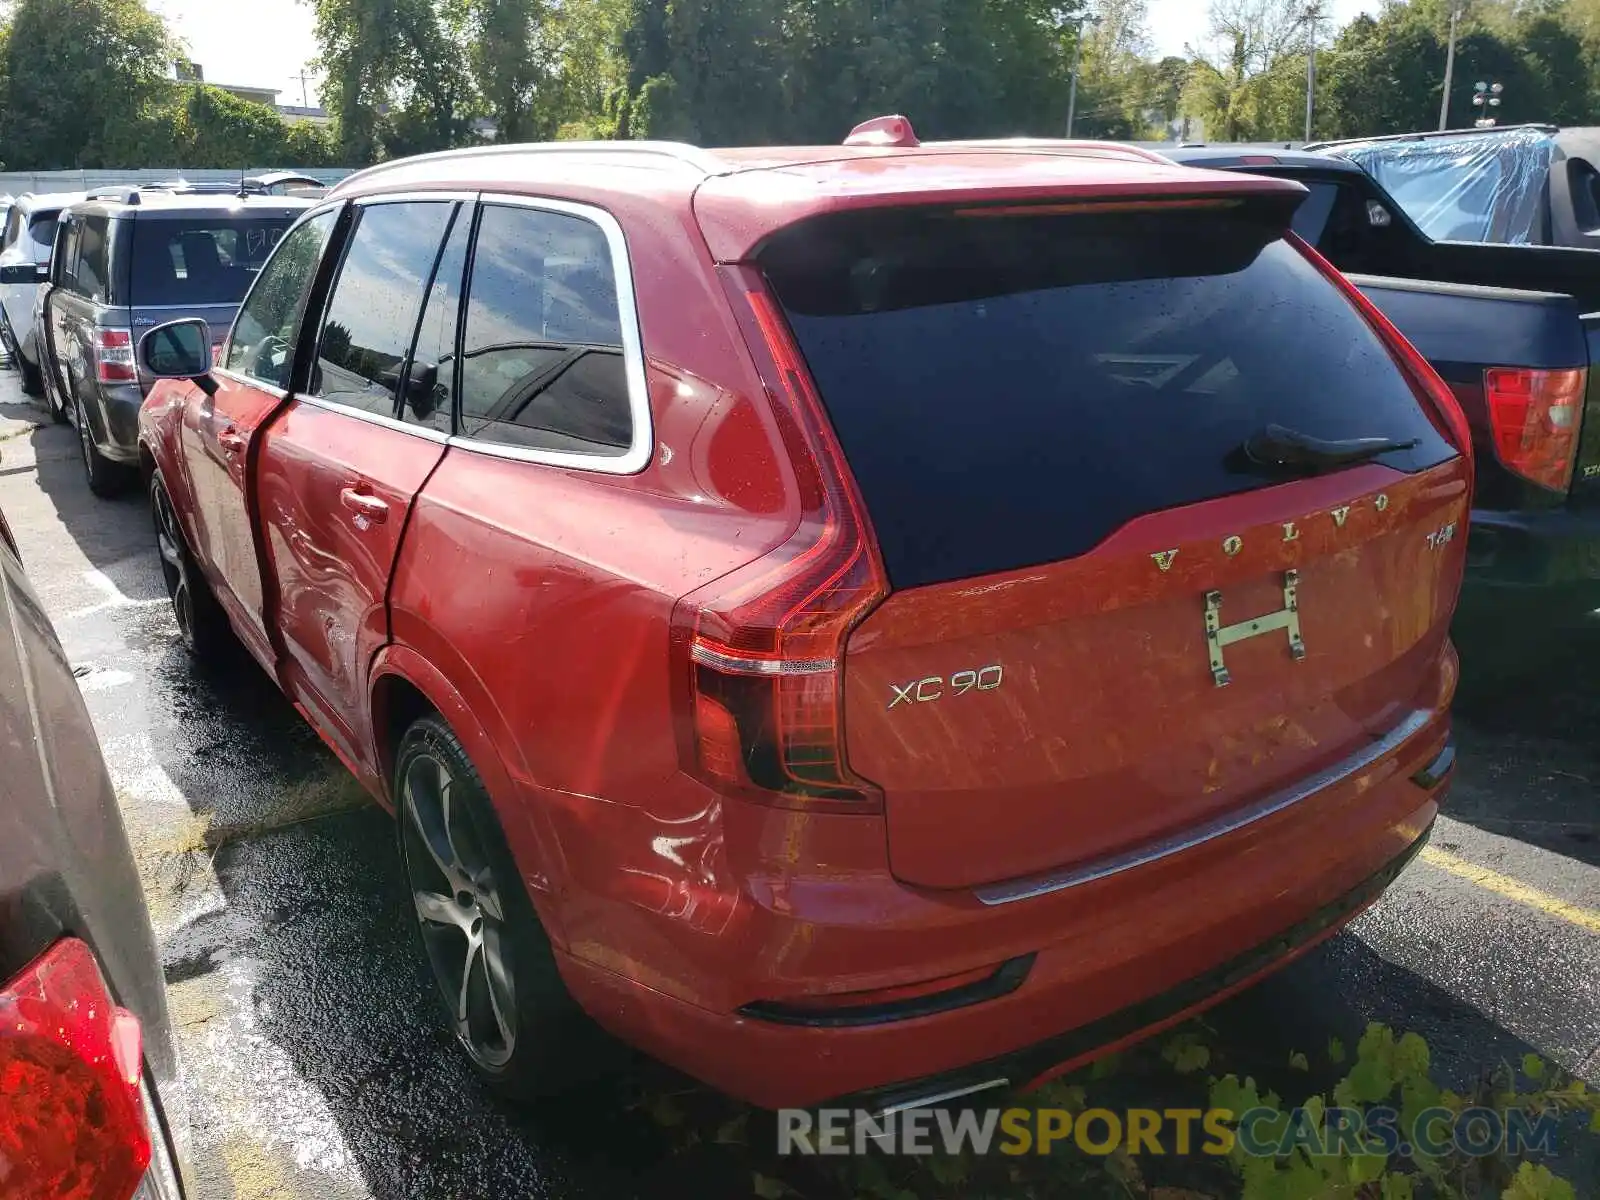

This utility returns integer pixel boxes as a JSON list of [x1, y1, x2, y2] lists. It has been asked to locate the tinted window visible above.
[[28, 215, 58, 251], [55, 219, 80, 293], [2, 208, 20, 249], [458, 204, 632, 454], [762, 207, 1456, 590], [400, 204, 470, 434], [313, 202, 453, 417], [225, 211, 337, 390], [1290, 182, 1339, 244], [75, 217, 110, 302], [131, 217, 293, 306]]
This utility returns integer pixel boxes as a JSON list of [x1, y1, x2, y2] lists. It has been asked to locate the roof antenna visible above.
[[844, 115, 921, 149]]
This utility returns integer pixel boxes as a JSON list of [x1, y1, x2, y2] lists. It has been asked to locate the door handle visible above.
[[340, 487, 389, 524], [217, 427, 247, 455]]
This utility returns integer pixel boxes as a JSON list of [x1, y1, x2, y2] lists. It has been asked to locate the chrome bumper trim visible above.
[[974, 708, 1436, 907]]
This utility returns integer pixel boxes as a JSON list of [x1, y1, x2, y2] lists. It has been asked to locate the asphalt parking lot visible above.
[[2, 373, 1598, 1199]]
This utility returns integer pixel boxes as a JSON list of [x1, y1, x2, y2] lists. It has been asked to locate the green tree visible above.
[[181, 85, 293, 167], [1320, 11, 1445, 138], [470, 0, 560, 142], [0, 0, 174, 169], [1181, 0, 1316, 143], [311, 0, 410, 162]]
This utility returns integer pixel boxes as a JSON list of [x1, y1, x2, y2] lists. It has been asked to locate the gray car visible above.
[[0, 480, 189, 1196], [21, 188, 312, 496]]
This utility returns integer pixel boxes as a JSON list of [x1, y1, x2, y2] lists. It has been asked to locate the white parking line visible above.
[[62, 567, 166, 620]]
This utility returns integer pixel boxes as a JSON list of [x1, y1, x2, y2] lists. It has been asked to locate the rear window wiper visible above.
[[1240, 424, 1421, 472]]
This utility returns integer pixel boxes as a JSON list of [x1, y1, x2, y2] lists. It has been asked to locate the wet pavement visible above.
[[2, 375, 1597, 1199]]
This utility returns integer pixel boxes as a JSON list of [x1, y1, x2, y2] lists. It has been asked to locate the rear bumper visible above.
[[85, 383, 145, 463], [839, 819, 1435, 1116], [555, 714, 1453, 1109], [1459, 504, 1600, 626]]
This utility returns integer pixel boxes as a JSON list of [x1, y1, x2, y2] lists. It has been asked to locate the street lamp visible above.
[[1472, 80, 1504, 128], [1066, 12, 1101, 137]]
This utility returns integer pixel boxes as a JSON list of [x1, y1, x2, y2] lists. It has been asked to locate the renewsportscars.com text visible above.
[[778, 1106, 1561, 1159]]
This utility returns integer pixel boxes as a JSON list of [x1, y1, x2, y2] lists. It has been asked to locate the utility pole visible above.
[[298, 69, 310, 109], [1439, 7, 1462, 131], [1066, 12, 1100, 137], [1303, 3, 1322, 144]]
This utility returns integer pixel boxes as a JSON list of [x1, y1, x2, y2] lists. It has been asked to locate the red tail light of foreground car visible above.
[[670, 277, 891, 814], [0, 938, 152, 1199]]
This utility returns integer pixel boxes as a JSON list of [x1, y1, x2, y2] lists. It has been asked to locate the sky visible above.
[[148, 0, 322, 107], [1148, 0, 1384, 58], [147, 0, 1392, 113]]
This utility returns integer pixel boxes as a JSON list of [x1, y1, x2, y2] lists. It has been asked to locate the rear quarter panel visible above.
[[1351, 275, 1592, 509], [382, 187, 801, 967]]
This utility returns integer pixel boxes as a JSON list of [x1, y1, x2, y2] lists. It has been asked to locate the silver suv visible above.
[[33, 188, 312, 495], [0, 191, 85, 396]]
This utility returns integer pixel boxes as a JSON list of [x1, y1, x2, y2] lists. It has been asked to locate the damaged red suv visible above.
[[135, 117, 1469, 1111]]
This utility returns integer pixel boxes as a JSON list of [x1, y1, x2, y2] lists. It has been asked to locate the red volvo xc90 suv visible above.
[[134, 117, 1469, 1113]]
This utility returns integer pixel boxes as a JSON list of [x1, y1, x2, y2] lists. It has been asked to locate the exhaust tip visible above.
[[859, 1076, 1013, 1125]]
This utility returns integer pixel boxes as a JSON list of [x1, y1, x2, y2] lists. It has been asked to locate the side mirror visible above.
[[0, 263, 44, 285], [140, 318, 213, 380]]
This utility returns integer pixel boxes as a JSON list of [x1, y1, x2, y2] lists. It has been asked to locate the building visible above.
[[173, 61, 282, 110], [277, 105, 333, 127]]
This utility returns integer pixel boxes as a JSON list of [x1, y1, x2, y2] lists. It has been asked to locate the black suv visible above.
[[37, 188, 312, 495]]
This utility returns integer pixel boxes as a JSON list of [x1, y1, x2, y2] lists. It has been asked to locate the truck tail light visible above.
[[668, 272, 887, 813], [0, 938, 153, 1199], [95, 328, 137, 384], [1484, 367, 1586, 492]]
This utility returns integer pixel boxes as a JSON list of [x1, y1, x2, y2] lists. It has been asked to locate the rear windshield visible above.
[[761, 205, 1455, 590], [130, 217, 293, 306], [28, 216, 57, 250]]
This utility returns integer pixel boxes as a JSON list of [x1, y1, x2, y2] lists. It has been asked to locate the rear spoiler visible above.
[[694, 171, 1308, 263]]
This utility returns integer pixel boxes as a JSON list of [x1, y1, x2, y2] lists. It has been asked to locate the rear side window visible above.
[[55, 219, 81, 293], [130, 217, 294, 306], [74, 217, 111, 302], [312, 200, 454, 417], [761, 206, 1456, 590], [457, 203, 632, 455]]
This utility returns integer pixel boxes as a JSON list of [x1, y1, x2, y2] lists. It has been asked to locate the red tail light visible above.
[[0, 938, 151, 1199], [95, 328, 137, 385], [1484, 367, 1585, 492], [1289, 234, 1474, 468], [669, 274, 888, 812]]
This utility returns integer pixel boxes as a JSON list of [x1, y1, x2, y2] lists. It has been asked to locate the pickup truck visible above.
[[1164, 145, 1600, 659], [1308, 123, 1600, 251]]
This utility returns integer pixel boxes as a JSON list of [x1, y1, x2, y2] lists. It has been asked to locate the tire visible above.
[[0, 308, 18, 366], [17, 350, 44, 398], [0, 312, 43, 398], [150, 471, 230, 657], [76, 398, 131, 498], [395, 714, 619, 1100]]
